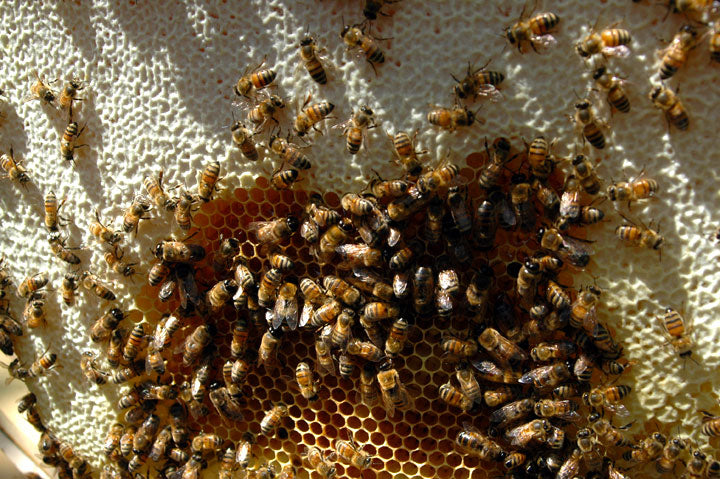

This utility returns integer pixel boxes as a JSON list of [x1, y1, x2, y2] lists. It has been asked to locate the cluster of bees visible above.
[[3, 1, 720, 479]]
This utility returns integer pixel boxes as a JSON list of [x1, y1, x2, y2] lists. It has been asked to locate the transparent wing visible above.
[[603, 45, 630, 58], [533, 34, 557, 48], [299, 302, 314, 328]]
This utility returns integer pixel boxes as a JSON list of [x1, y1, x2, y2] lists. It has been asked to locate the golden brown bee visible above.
[[335, 434, 373, 470], [132, 413, 160, 454], [530, 341, 576, 362], [17, 272, 48, 298], [615, 217, 664, 253], [383, 317, 409, 358], [592, 66, 630, 113], [258, 267, 283, 309], [412, 266, 434, 313], [622, 433, 667, 463], [294, 92, 335, 137], [197, 160, 221, 202], [607, 173, 659, 208], [340, 22, 385, 74], [23, 292, 47, 328], [90, 307, 125, 343], [258, 326, 283, 368], [341, 106, 376, 155], [80, 351, 109, 385], [104, 422, 124, 457], [147, 261, 171, 288], [229, 121, 259, 163], [325, 308, 353, 349], [104, 246, 136, 278], [154, 239, 206, 263], [144, 347, 165, 375], [260, 402, 289, 436], [376, 362, 411, 416], [299, 34, 328, 84], [298, 278, 326, 307], [323, 275, 362, 308], [90, 209, 122, 246], [144, 169, 176, 211], [656, 436, 688, 474], [419, 161, 460, 195], [295, 361, 318, 401], [340, 193, 373, 217], [576, 24, 632, 59], [191, 432, 223, 456], [269, 135, 311, 172], [121, 196, 151, 235], [650, 84, 689, 130], [306, 298, 340, 329], [484, 386, 519, 407], [441, 335, 478, 358], [537, 226, 593, 268], [148, 425, 172, 462], [17, 392, 37, 415], [119, 425, 137, 456], [519, 362, 571, 389], [506, 7, 560, 53], [478, 327, 528, 366], [534, 399, 580, 421], [583, 385, 631, 416], [174, 453, 206, 479], [389, 130, 424, 179], [249, 215, 299, 247], [369, 177, 408, 199], [574, 99, 605, 149], [504, 452, 527, 471], [234, 58, 277, 98], [506, 419, 551, 448], [27, 72, 57, 104], [346, 338, 384, 362], [43, 191, 68, 232], [699, 409, 720, 436], [271, 282, 298, 330], [26, 350, 59, 378], [247, 94, 284, 132], [570, 285, 601, 331], [427, 105, 478, 131], [659, 24, 698, 79], [0, 148, 30, 187], [60, 115, 88, 165], [489, 398, 535, 430], [303, 446, 337, 479], [571, 155, 601, 195], [173, 190, 196, 231], [270, 166, 299, 190], [588, 412, 632, 447], [105, 329, 124, 368], [25, 403, 45, 432], [182, 324, 211, 367], [209, 385, 244, 422], [660, 306, 694, 358], [206, 279, 238, 314], [315, 336, 335, 376], [210, 237, 240, 275], [452, 61, 504, 101], [455, 424, 505, 461], [362, 301, 400, 323], [439, 381, 474, 412], [58, 79, 84, 109], [234, 432, 255, 469], [121, 322, 145, 363]]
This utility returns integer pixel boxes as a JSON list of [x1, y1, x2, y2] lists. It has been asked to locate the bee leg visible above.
[[367, 59, 379, 77]]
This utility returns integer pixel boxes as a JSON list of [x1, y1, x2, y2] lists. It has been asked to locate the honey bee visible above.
[[505, 6, 560, 53], [439, 381, 474, 412], [623, 433, 667, 463], [17, 392, 37, 415], [217, 446, 237, 479], [234, 58, 277, 98], [452, 61, 504, 101], [143, 169, 176, 211], [119, 425, 137, 456], [335, 434, 374, 470], [121, 196, 151, 235], [209, 385, 244, 421], [197, 160, 221, 202], [268, 136, 311, 173], [24, 292, 47, 328], [427, 105, 478, 131], [43, 191, 68, 232], [60, 115, 88, 165], [658, 307, 694, 359], [171, 453, 206, 479], [258, 326, 283, 368], [249, 215, 299, 247], [80, 351, 109, 385], [271, 282, 297, 330], [303, 446, 337, 479], [58, 78, 84, 110], [349, 267, 393, 301], [147, 424, 171, 462], [132, 413, 160, 454], [226, 124, 260, 167], [293, 92, 335, 137], [515, 259, 540, 306], [294, 361, 319, 401], [455, 424, 505, 461], [478, 327, 528, 367], [0, 148, 30, 187], [358, 362, 380, 407], [234, 432, 254, 470], [382, 317, 408, 358], [571, 155, 601, 195], [386, 184, 431, 222], [369, 177, 408, 200], [519, 362, 571, 389], [389, 130, 424, 179], [484, 386, 519, 407], [340, 22, 385, 74], [709, 460, 720, 479], [246, 94, 284, 132], [297, 33, 329, 85], [340, 106, 376, 155], [121, 322, 145, 363], [346, 338, 385, 362], [18, 272, 48, 299], [588, 412, 633, 447], [377, 361, 411, 416], [537, 227, 594, 268], [615, 216, 665, 254], [576, 23, 632, 59], [145, 347, 165, 375], [506, 419, 551, 448], [464, 267, 491, 319], [325, 309, 353, 350], [592, 66, 630, 113], [90, 307, 126, 343], [103, 246, 136, 278], [103, 422, 124, 458], [504, 452, 527, 471], [168, 401, 190, 446], [180, 324, 210, 367], [48, 233, 82, 265], [191, 432, 223, 456], [88, 211, 121, 247], [336, 243, 383, 269], [570, 285, 601, 332], [106, 329, 124, 368], [362, 301, 400, 324], [27, 72, 57, 104], [260, 402, 289, 436], [205, 279, 238, 314], [315, 336, 335, 376], [656, 436, 688, 474], [659, 24, 698, 80], [573, 99, 606, 150], [488, 398, 535, 430], [172, 190, 196, 231], [650, 84, 689, 130], [607, 173, 659, 208], [583, 385, 632, 416], [412, 266, 434, 314], [25, 350, 59, 378], [299, 277, 327, 306], [441, 334, 478, 359], [154, 238, 206, 263], [530, 341, 576, 362], [323, 275, 362, 308], [535, 399, 581, 421], [258, 267, 282, 308]]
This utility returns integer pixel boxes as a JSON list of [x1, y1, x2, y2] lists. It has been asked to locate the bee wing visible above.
[[300, 219, 319, 242], [471, 359, 501, 378], [558, 410, 583, 423], [603, 45, 630, 58], [393, 272, 410, 299], [247, 220, 272, 242], [581, 305, 598, 333], [560, 235, 594, 267], [381, 390, 396, 417], [275, 296, 299, 331], [437, 270, 459, 292], [518, 368, 542, 385], [607, 403, 630, 418], [496, 197, 517, 228], [532, 34, 557, 49], [461, 421, 482, 434], [299, 302, 314, 328], [387, 227, 402, 247], [505, 424, 525, 447], [477, 85, 504, 102], [559, 191, 579, 219]]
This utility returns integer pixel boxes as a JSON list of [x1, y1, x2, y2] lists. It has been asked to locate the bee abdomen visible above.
[[608, 88, 630, 113], [307, 59, 327, 84], [583, 124, 605, 149]]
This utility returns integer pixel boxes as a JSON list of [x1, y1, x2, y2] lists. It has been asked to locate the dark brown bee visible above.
[[80, 351, 109, 385], [592, 67, 630, 113], [572, 155, 601, 195], [455, 424, 505, 461], [18, 272, 48, 298], [90, 308, 125, 343], [154, 239, 206, 263], [260, 402, 289, 436], [234, 58, 276, 97], [574, 99, 605, 149], [17, 392, 36, 414], [24, 291, 47, 328], [174, 190, 196, 231], [650, 85, 689, 130]]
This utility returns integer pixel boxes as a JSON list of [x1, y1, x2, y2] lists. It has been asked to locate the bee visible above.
[[381, 317, 409, 358], [88, 210, 121, 246], [439, 381, 474, 412], [90, 307, 126, 343], [298, 278, 325, 307], [293, 92, 335, 137], [119, 425, 137, 456], [579, 205, 605, 226], [103, 422, 124, 458], [376, 362, 411, 416], [0, 148, 30, 187], [324, 309, 353, 350], [27, 72, 57, 104], [48, 233, 81, 265], [570, 285, 601, 331], [211, 237, 240, 274], [534, 399, 580, 421], [650, 84, 689, 130], [478, 327, 528, 367], [588, 412, 632, 447], [148, 424, 171, 462], [55, 272, 80, 309], [143, 169, 176, 211], [530, 341, 576, 362], [206, 279, 238, 314], [107, 329, 124, 368], [191, 432, 223, 456], [583, 385, 632, 416], [349, 267, 393, 301], [576, 24, 632, 59], [218, 447, 237, 479], [427, 105, 478, 131], [656, 437, 688, 474], [622, 433, 667, 463], [519, 362, 571, 389], [168, 401, 190, 446], [489, 398, 535, 430], [26, 350, 59, 378], [58, 78, 84, 110], [484, 386, 519, 407], [465, 266, 492, 319], [303, 446, 337, 479], [25, 403, 45, 432], [314, 336, 335, 376], [197, 160, 221, 202], [505, 7, 560, 53], [235, 432, 255, 469], [154, 239, 206, 263], [441, 335, 478, 359], [346, 338, 384, 362], [258, 326, 283, 368], [323, 275, 362, 308], [104, 246, 136, 278], [246, 95, 284, 132], [257, 267, 282, 308], [545, 280, 571, 311], [412, 266, 434, 314], [452, 61, 504, 101], [445, 186, 472, 234], [504, 452, 527, 471], [679, 449, 709, 477], [121, 196, 151, 235], [80, 351, 109, 385], [335, 434, 373, 470], [659, 24, 698, 80], [709, 460, 720, 479], [172, 453, 206, 479], [268, 134, 311, 171], [386, 184, 431, 221], [226, 124, 260, 167], [389, 130, 424, 179], [17, 392, 37, 414], [145, 347, 165, 375], [209, 385, 244, 421], [24, 292, 47, 328], [340, 22, 385, 73], [574, 99, 606, 149], [58, 441, 88, 475], [173, 190, 196, 231], [43, 191, 69, 232], [592, 66, 630, 113], [121, 322, 146, 363], [341, 106, 377, 155], [271, 282, 298, 330], [455, 424, 505, 461], [659, 306, 694, 358], [362, 301, 400, 324], [537, 226, 594, 268], [358, 362, 380, 406], [606, 173, 659, 208], [477, 138, 510, 192], [505, 419, 551, 448], [18, 272, 49, 298], [369, 177, 408, 199], [234, 58, 277, 98], [336, 244, 383, 269], [571, 155, 601, 195], [294, 361, 319, 401], [615, 216, 664, 254], [182, 324, 211, 367], [515, 259, 540, 306], [249, 215, 299, 247], [60, 114, 88, 165], [132, 413, 160, 454], [298, 33, 328, 84], [260, 402, 289, 436]]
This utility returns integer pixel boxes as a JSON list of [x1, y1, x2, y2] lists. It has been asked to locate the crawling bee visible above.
[[90, 210, 122, 246], [260, 402, 289, 436], [154, 238, 206, 263], [531, 341, 576, 362], [18, 272, 49, 298], [572, 155, 601, 195], [340, 22, 386, 74], [573, 99, 606, 149], [258, 326, 283, 368], [60, 113, 88, 165], [182, 324, 212, 367], [81, 271, 116, 301], [340, 106, 376, 155], [505, 419, 551, 448], [576, 23, 632, 59], [122, 196, 151, 235], [519, 362, 571, 389], [295, 361, 318, 401], [427, 105, 478, 131], [197, 160, 221, 202], [389, 130, 424, 179], [209, 385, 244, 422], [172, 190, 195, 231], [234, 57, 277, 98], [479, 327, 528, 367], [656, 436, 688, 474], [335, 433, 374, 470], [376, 361, 412, 416], [615, 216, 664, 255], [455, 424, 505, 461], [293, 93, 335, 137], [570, 285, 601, 332], [269, 133, 311, 170], [24, 292, 47, 328], [452, 61, 504, 101], [659, 24, 698, 80], [48, 233, 81, 265], [660, 306, 694, 358], [24, 350, 59, 379], [248, 94, 285, 132], [622, 433, 666, 463], [650, 84, 689, 130], [505, 6, 560, 53], [607, 172, 658, 208], [58, 79, 84, 110], [44, 191, 68, 232], [273, 282, 299, 330], [271, 167, 299, 190], [439, 381, 474, 412], [26, 72, 56, 104], [303, 446, 336, 479], [80, 351, 109, 385], [1, 148, 30, 187], [90, 308, 125, 343], [104, 246, 136, 277], [537, 226, 594, 268], [478, 137, 512, 190], [249, 215, 299, 248], [143, 169, 176, 211], [298, 34, 328, 84], [592, 67, 630, 113], [583, 385, 632, 417], [228, 121, 260, 163], [385, 317, 408, 358]]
